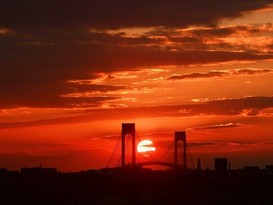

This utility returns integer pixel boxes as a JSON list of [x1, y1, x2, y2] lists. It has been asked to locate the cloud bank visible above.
[[1, 0, 273, 28], [1, 1, 273, 109]]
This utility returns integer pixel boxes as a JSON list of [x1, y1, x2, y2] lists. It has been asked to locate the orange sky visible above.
[[1, 1, 273, 171]]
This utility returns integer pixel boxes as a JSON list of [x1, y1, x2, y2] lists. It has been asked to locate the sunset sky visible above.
[[1, 0, 273, 171]]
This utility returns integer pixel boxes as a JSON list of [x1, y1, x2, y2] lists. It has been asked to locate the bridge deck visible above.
[[137, 161, 185, 169]]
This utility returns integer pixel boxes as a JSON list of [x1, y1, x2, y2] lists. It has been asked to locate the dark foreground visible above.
[[1, 167, 273, 205]]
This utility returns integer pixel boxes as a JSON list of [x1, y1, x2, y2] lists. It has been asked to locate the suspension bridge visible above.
[[107, 123, 195, 170]]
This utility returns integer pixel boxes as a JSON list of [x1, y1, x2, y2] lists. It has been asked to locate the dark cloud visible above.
[[68, 83, 128, 93], [156, 24, 273, 53], [234, 68, 272, 75], [0, 94, 118, 109], [0, 69, 120, 108], [1, 96, 273, 129], [169, 71, 224, 80], [0, 65, 124, 108], [168, 68, 272, 80], [191, 27, 236, 37], [189, 25, 265, 37], [0, 29, 161, 46], [191, 96, 273, 116], [1, 0, 273, 29]]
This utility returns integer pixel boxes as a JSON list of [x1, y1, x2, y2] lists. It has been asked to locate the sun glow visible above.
[[137, 140, 156, 153]]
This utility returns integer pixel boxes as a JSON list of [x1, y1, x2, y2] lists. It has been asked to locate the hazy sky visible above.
[[1, 0, 273, 171]]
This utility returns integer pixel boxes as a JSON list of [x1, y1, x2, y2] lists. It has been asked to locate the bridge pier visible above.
[[121, 123, 136, 167], [174, 131, 187, 169]]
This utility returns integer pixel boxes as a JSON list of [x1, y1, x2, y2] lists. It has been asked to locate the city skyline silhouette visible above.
[[1, 0, 273, 171]]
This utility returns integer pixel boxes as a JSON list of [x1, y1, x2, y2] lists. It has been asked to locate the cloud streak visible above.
[[188, 123, 246, 131], [168, 68, 272, 80], [187, 141, 273, 147]]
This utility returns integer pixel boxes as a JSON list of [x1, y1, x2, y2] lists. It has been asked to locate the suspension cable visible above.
[[187, 143, 196, 169], [135, 130, 141, 142], [106, 133, 121, 168], [115, 133, 131, 166], [157, 138, 175, 162], [162, 152, 174, 162]]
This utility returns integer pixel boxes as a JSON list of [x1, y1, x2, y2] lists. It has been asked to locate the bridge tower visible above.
[[121, 123, 136, 167], [174, 131, 187, 168]]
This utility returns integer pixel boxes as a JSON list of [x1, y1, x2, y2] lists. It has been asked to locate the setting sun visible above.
[[137, 140, 156, 153]]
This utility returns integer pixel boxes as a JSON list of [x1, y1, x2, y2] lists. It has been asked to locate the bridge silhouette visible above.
[[136, 161, 181, 169], [107, 123, 193, 170]]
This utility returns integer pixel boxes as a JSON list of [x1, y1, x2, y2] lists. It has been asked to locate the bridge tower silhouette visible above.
[[121, 123, 136, 167], [174, 131, 187, 168], [114, 123, 189, 169]]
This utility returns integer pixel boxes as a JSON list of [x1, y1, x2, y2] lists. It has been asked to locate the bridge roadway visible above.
[[137, 161, 185, 169]]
